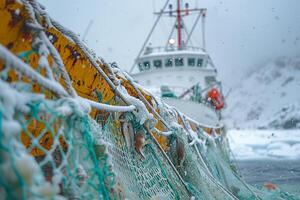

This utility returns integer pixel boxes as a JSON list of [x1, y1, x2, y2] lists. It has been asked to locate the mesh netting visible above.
[[100, 116, 189, 200], [0, 84, 116, 199], [1, 0, 300, 199], [2, 77, 299, 200]]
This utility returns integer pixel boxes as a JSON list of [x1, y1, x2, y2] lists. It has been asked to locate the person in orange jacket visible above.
[[207, 88, 225, 111]]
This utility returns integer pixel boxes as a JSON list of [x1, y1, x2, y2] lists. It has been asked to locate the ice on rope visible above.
[[0, 0, 299, 199], [117, 84, 154, 125]]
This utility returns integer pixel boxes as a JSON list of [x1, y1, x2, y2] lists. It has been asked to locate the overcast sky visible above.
[[40, 0, 300, 87]]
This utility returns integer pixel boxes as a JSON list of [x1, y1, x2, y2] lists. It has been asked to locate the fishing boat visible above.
[[0, 0, 297, 199], [131, 0, 224, 128]]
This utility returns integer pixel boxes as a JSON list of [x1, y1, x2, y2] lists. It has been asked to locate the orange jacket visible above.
[[207, 88, 224, 111]]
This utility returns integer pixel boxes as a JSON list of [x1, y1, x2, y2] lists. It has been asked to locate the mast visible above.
[[176, 0, 182, 49], [130, 0, 207, 73]]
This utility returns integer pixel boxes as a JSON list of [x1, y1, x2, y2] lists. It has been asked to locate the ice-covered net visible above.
[[0, 80, 117, 199], [0, 0, 300, 199], [100, 115, 189, 199]]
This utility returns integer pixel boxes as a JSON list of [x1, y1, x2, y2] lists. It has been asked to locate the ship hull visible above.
[[163, 98, 221, 128]]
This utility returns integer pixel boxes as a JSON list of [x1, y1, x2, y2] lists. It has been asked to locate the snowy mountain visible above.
[[224, 56, 300, 129]]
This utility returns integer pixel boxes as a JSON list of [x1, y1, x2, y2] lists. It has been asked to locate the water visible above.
[[228, 130, 300, 197], [236, 159, 300, 197]]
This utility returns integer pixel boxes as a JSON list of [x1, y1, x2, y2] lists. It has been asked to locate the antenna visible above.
[[152, 1, 206, 50], [130, 0, 207, 73], [185, 8, 207, 49]]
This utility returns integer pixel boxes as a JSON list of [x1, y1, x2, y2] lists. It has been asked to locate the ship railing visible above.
[[143, 46, 204, 55]]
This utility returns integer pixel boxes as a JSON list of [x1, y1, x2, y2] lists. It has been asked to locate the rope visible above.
[[0, 45, 68, 97], [46, 15, 156, 126], [23, 0, 77, 97], [123, 71, 171, 130], [78, 96, 135, 113], [1, 1, 295, 199], [176, 111, 239, 200], [145, 126, 192, 196]]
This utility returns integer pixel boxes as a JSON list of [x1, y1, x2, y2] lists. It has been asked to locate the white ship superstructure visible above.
[[130, 0, 223, 127]]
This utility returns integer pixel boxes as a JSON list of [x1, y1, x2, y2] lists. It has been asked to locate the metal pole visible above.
[[185, 10, 202, 46], [82, 20, 93, 41], [129, 0, 171, 73], [182, 20, 192, 46], [202, 11, 206, 50], [164, 20, 177, 50], [176, 0, 182, 49]]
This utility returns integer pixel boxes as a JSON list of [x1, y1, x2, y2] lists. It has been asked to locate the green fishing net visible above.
[[1, 68, 300, 200], [0, 88, 116, 199], [0, 2, 299, 197]]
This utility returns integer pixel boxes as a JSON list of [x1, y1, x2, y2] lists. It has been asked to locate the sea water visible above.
[[228, 130, 300, 197], [237, 159, 300, 197]]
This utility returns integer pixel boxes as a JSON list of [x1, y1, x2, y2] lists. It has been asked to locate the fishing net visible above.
[[193, 129, 300, 200], [0, 80, 116, 199], [0, 79, 236, 200], [100, 115, 190, 200], [0, 0, 300, 200]]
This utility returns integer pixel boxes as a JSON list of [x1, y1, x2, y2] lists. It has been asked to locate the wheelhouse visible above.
[[137, 49, 209, 72]]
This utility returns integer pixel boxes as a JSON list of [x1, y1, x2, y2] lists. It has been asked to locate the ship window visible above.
[[165, 58, 173, 67], [197, 58, 203, 67], [138, 63, 143, 71], [188, 58, 196, 66], [143, 61, 151, 70], [175, 58, 184, 67], [153, 59, 162, 68]]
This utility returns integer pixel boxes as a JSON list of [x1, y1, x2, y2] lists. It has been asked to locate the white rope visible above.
[[0, 48, 135, 114], [46, 16, 121, 94], [22, 0, 138, 115], [46, 16, 154, 125], [22, 0, 77, 97], [154, 128, 173, 136], [184, 111, 223, 129], [0, 45, 68, 97], [176, 109, 238, 200], [28, 0, 52, 28], [77, 96, 135, 113]]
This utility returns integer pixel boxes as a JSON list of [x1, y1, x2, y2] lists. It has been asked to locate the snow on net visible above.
[[0, 0, 299, 199]]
